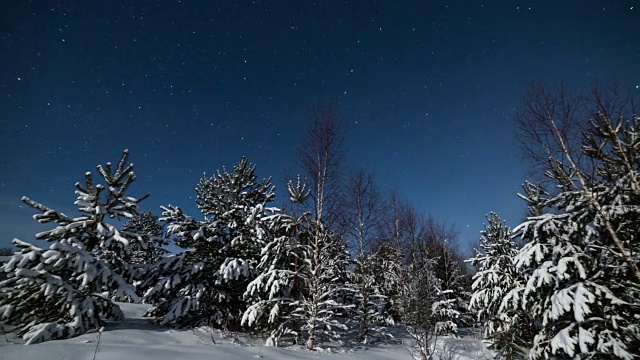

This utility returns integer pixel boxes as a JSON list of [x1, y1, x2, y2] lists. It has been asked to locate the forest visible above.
[[1, 84, 639, 360]]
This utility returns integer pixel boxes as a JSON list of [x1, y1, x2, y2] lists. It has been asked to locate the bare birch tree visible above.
[[515, 82, 586, 183], [344, 169, 384, 255], [295, 102, 347, 350], [296, 101, 345, 229], [343, 169, 387, 341]]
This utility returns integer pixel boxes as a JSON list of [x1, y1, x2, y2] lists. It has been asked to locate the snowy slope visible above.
[[1, 303, 493, 360]]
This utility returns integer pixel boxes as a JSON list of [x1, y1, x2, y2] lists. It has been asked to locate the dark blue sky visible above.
[[1, 1, 638, 250]]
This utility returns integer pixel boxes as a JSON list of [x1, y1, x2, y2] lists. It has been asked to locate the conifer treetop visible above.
[[22, 150, 150, 251], [196, 157, 274, 217]]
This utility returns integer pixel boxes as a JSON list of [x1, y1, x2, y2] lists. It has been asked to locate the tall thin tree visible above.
[[344, 169, 387, 342], [295, 102, 347, 349]]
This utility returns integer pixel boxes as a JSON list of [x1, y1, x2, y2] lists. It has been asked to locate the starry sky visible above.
[[1, 1, 638, 251]]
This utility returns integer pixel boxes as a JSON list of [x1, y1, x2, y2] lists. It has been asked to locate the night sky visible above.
[[1, 1, 638, 250]]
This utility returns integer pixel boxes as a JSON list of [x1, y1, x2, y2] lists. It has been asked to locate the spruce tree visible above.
[[242, 177, 314, 345], [0, 150, 145, 344], [350, 251, 395, 342], [97, 210, 167, 290], [468, 212, 532, 359], [509, 113, 640, 359], [420, 219, 469, 336], [369, 241, 404, 325], [430, 243, 466, 336], [142, 157, 274, 329], [302, 223, 353, 349], [121, 210, 167, 265], [243, 177, 354, 349]]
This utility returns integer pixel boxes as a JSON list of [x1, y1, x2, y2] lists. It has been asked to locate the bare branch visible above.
[[343, 169, 385, 255], [296, 100, 345, 228], [515, 82, 586, 184], [516, 82, 640, 283]]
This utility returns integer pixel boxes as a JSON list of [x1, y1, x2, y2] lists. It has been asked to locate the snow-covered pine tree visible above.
[[242, 177, 314, 345], [295, 103, 354, 350], [121, 210, 167, 265], [369, 193, 417, 325], [430, 244, 465, 336], [419, 219, 469, 336], [98, 210, 168, 301], [468, 212, 533, 359], [369, 241, 404, 325], [96, 210, 167, 290], [142, 157, 274, 329], [301, 222, 353, 349], [349, 252, 395, 342], [242, 210, 313, 345], [507, 112, 640, 359], [0, 150, 145, 344], [243, 177, 354, 349]]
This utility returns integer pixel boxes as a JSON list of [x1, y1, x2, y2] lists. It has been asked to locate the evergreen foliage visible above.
[[468, 212, 533, 359], [242, 177, 314, 345], [242, 210, 313, 345], [506, 113, 640, 359], [349, 251, 394, 342], [302, 224, 353, 349], [369, 241, 404, 325], [341, 170, 394, 343], [429, 243, 466, 335], [121, 210, 168, 265], [97, 210, 168, 295], [0, 148, 485, 351], [243, 177, 354, 348], [142, 157, 275, 329], [0, 150, 145, 344]]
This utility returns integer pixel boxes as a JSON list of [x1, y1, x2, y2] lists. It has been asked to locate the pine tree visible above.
[[468, 212, 532, 359], [0, 150, 145, 344], [243, 177, 354, 349], [508, 113, 640, 359], [430, 243, 466, 336], [242, 177, 314, 345], [302, 223, 353, 349], [419, 219, 469, 336], [142, 157, 274, 329], [349, 252, 395, 342], [369, 241, 404, 325], [121, 210, 167, 265], [96, 210, 167, 294]]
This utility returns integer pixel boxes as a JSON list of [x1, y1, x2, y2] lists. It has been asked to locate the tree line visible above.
[[2, 83, 639, 360], [0, 103, 472, 359]]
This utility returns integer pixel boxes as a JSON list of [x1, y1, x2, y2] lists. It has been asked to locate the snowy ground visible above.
[[1, 303, 493, 360]]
